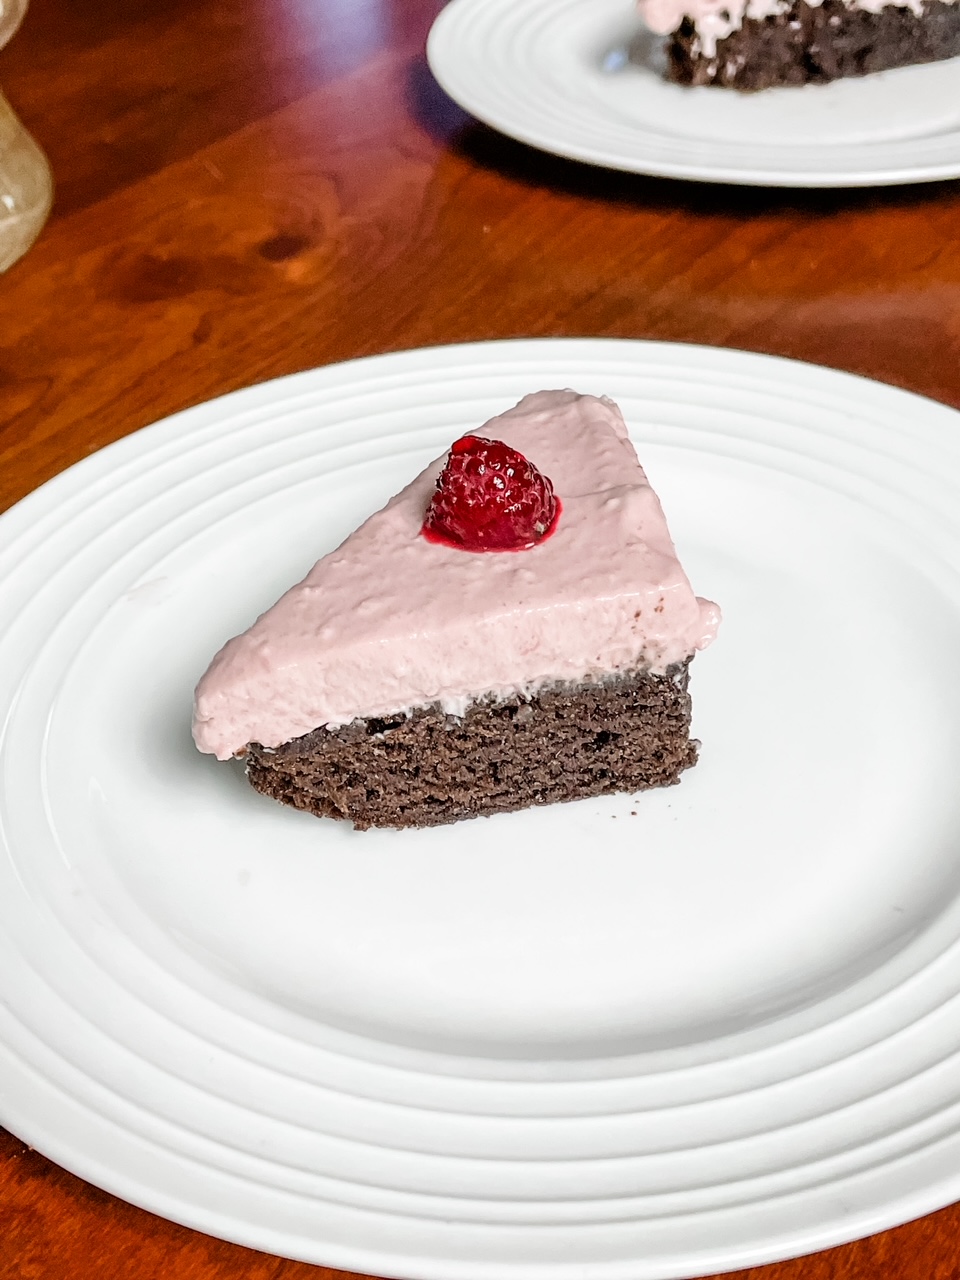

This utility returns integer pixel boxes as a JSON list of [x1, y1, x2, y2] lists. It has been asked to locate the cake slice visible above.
[[638, 0, 960, 90], [192, 390, 720, 829]]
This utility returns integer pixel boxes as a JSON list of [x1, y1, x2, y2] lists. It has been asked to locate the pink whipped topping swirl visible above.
[[193, 391, 720, 760]]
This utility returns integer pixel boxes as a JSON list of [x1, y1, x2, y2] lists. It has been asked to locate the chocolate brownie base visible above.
[[667, 0, 960, 90], [244, 662, 698, 830]]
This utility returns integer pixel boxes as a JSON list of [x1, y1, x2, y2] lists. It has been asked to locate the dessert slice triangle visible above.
[[638, 0, 960, 90], [193, 389, 719, 828]]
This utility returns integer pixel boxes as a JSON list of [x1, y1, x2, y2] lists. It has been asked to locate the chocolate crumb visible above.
[[245, 663, 698, 830], [667, 0, 960, 90]]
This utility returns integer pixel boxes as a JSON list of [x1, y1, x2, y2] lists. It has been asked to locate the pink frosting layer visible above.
[[193, 391, 720, 760]]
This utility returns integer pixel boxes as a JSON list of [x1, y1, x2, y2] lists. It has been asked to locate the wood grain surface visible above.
[[3, 0, 960, 1276]]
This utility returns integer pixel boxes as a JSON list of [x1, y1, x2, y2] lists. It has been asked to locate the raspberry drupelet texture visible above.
[[422, 434, 561, 552]]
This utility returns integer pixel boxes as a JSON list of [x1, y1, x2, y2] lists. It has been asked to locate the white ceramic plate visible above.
[[427, 0, 960, 186], [5, 339, 960, 1278]]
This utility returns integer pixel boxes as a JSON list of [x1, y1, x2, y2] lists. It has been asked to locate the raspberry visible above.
[[422, 435, 561, 552]]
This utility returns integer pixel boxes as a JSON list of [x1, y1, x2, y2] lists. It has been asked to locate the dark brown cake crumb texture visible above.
[[245, 664, 697, 830], [668, 0, 960, 90]]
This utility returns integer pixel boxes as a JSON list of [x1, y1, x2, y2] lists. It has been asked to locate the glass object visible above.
[[0, 0, 52, 272]]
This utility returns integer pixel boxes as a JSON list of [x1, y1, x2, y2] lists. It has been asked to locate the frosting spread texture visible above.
[[193, 390, 720, 760]]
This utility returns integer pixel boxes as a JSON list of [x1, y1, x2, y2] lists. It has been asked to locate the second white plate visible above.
[[427, 0, 960, 186]]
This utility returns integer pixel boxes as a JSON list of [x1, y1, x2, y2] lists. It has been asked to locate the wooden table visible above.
[[3, 1, 960, 1276]]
